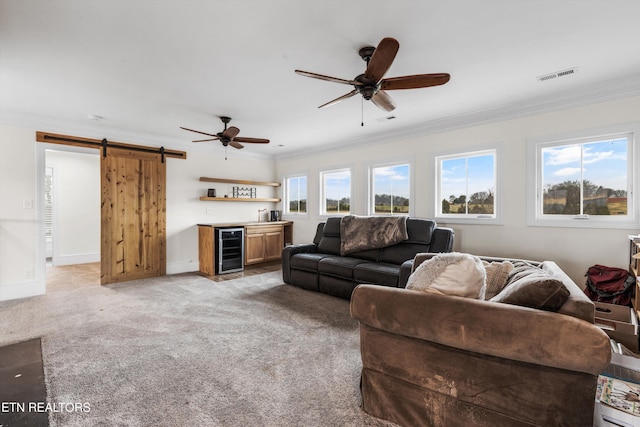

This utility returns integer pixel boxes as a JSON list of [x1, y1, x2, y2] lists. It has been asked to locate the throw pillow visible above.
[[406, 252, 486, 299], [490, 265, 570, 311], [483, 260, 514, 300]]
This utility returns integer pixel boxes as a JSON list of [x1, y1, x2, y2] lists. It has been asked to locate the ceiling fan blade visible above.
[[192, 138, 219, 142], [364, 37, 399, 83], [318, 89, 358, 109], [229, 140, 245, 149], [371, 90, 397, 112], [233, 136, 270, 144], [180, 126, 218, 138], [380, 73, 451, 90], [295, 70, 362, 86], [223, 126, 240, 139]]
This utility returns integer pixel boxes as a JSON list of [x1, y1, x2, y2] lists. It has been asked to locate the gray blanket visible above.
[[340, 215, 409, 256]]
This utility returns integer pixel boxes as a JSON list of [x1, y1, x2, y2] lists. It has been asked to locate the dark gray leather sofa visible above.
[[282, 217, 454, 299]]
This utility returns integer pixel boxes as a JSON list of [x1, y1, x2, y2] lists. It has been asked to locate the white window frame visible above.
[[433, 147, 501, 225], [527, 124, 639, 229], [319, 167, 352, 217], [367, 159, 413, 216], [282, 174, 308, 218]]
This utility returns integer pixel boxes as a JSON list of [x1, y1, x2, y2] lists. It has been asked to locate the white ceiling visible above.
[[2, 1, 640, 158]]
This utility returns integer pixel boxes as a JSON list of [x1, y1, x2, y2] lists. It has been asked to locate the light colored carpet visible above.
[[0, 270, 397, 426]]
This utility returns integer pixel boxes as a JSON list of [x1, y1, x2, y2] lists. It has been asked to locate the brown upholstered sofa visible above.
[[350, 254, 611, 427]]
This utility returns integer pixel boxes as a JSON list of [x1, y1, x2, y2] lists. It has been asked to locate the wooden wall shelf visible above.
[[199, 197, 280, 202], [200, 176, 280, 202], [199, 177, 281, 187]]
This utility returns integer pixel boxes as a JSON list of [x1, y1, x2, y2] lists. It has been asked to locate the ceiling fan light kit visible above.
[[295, 37, 451, 113]]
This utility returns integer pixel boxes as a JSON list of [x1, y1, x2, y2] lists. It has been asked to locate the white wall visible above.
[[0, 125, 41, 300], [46, 149, 100, 265], [275, 95, 640, 285], [0, 124, 278, 300]]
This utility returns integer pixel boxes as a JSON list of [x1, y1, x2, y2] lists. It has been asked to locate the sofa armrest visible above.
[[350, 284, 611, 375], [398, 259, 416, 288], [281, 244, 318, 283], [429, 227, 455, 252], [411, 252, 437, 272]]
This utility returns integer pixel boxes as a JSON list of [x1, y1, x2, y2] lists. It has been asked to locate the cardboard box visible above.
[[595, 302, 639, 352], [594, 401, 638, 427], [604, 353, 640, 384]]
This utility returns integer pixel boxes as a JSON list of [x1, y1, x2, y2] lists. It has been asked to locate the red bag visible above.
[[584, 264, 635, 307]]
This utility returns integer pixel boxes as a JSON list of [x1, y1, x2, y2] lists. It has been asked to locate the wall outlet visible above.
[[25, 268, 34, 279], [206, 208, 213, 215], [23, 199, 33, 209]]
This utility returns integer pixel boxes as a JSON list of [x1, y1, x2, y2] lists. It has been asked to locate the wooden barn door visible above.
[[101, 147, 166, 285]]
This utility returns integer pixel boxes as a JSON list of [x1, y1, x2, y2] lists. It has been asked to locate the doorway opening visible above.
[[40, 145, 100, 290]]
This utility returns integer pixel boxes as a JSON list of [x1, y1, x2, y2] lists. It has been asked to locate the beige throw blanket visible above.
[[340, 215, 409, 256]]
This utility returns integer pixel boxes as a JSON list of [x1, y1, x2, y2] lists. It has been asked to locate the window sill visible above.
[[435, 216, 502, 226]]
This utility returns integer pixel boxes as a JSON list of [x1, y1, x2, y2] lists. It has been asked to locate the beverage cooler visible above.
[[214, 227, 244, 274]]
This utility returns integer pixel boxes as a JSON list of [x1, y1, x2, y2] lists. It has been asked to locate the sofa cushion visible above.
[[405, 218, 436, 243], [378, 219, 435, 264], [379, 243, 426, 265], [354, 262, 401, 287], [541, 261, 595, 323], [490, 263, 570, 311], [318, 256, 368, 279], [290, 253, 331, 271], [312, 222, 325, 245], [316, 217, 341, 255], [483, 260, 514, 300], [347, 248, 381, 262], [406, 252, 486, 299]]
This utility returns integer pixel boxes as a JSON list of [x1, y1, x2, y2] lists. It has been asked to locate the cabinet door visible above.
[[264, 230, 284, 261], [245, 233, 265, 265]]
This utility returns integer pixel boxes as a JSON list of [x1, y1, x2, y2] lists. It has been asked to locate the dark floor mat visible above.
[[0, 338, 49, 426]]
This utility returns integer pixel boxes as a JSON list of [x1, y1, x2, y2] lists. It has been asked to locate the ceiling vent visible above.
[[537, 67, 578, 82]]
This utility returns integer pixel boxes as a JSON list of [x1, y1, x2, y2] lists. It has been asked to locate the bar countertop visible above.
[[197, 220, 293, 228]]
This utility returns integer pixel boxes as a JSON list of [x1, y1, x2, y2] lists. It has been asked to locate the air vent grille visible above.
[[537, 67, 578, 82]]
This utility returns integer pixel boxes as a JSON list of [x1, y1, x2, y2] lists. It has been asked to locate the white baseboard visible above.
[[53, 252, 100, 266], [166, 260, 199, 275], [0, 279, 45, 301]]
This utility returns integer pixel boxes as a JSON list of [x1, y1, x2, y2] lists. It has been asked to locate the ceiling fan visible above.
[[295, 37, 450, 112], [180, 116, 270, 150]]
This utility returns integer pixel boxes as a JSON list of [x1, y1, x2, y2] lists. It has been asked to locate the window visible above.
[[370, 162, 411, 215], [530, 130, 635, 227], [320, 168, 351, 215], [44, 167, 53, 239], [436, 149, 497, 221], [284, 175, 307, 215]]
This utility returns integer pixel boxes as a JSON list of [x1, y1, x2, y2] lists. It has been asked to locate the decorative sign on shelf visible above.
[[232, 186, 257, 198]]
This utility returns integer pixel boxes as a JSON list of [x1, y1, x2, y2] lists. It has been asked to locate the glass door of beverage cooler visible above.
[[215, 227, 244, 274]]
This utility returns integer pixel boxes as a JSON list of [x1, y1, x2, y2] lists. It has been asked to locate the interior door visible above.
[[101, 147, 166, 284]]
